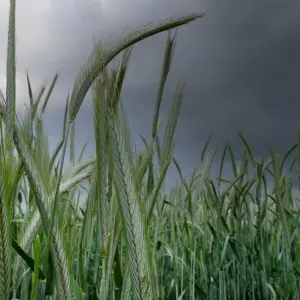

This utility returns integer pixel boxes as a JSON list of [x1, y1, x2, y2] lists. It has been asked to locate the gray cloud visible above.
[[1, 0, 300, 188]]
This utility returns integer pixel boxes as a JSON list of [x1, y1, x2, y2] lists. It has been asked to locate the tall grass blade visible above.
[[5, 0, 16, 150], [108, 101, 154, 299], [13, 125, 72, 299]]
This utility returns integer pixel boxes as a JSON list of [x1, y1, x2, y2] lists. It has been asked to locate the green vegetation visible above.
[[1, 1, 300, 299]]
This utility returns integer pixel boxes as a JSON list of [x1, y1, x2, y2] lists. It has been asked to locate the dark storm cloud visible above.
[[1, 0, 300, 188], [119, 0, 300, 162]]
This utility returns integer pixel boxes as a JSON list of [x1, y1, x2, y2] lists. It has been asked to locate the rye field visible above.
[[1, 2, 300, 299]]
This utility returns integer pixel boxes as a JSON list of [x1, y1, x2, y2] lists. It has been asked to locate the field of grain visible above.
[[1, 2, 300, 300]]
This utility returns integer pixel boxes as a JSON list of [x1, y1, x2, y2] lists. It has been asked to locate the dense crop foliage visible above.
[[1, 1, 300, 299]]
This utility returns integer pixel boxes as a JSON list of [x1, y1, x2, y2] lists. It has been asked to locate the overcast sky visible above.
[[1, 0, 300, 189]]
